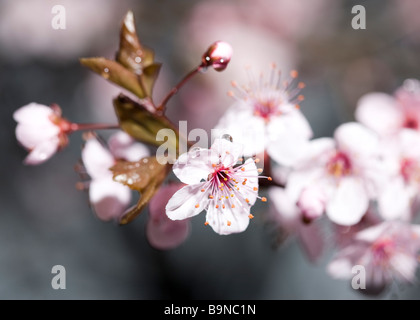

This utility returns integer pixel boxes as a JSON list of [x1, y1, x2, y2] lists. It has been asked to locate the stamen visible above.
[[248, 214, 254, 219], [227, 220, 231, 226]]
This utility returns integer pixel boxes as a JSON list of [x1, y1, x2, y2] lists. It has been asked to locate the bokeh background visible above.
[[1, 0, 420, 299]]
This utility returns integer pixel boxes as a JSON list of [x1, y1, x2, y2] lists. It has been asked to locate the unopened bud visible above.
[[202, 41, 232, 71]]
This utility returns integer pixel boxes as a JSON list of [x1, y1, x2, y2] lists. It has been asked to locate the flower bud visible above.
[[202, 41, 232, 71], [297, 187, 326, 223]]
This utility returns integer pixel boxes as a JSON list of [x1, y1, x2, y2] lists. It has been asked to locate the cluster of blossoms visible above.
[[12, 11, 420, 295]]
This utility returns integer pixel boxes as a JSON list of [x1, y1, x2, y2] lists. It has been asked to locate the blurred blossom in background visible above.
[[1, 0, 420, 299]]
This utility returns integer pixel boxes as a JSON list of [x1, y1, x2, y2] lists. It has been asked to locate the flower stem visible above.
[[70, 123, 120, 132], [157, 64, 204, 114]]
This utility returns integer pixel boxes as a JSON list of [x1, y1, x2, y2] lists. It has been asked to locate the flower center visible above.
[[404, 116, 418, 130], [209, 165, 232, 186], [401, 158, 420, 184], [253, 99, 280, 120], [326, 151, 352, 177], [372, 238, 394, 265]]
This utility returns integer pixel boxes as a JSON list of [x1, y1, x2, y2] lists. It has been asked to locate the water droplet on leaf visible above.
[[221, 134, 233, 142], [102, 68, 110, 79]]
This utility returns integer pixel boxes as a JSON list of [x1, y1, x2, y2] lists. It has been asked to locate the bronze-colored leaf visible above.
[[110, 156, 170, 224], [141, 63, 161, 97], [116, 10, 155, 74], [112, 156, 162, 191], [80, 57, 146, 98], [113, 94, 181, 150]]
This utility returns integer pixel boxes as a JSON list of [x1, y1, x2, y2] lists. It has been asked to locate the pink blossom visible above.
[[268, 187, 324, 262], [355, 79, 420, 137], [81, 131, 149, 221], [147, 184, 190, 250], [328, 221, 420, 294], [13, 103, 70, 165], [287, 122, 386, 226], [166, 138, 262, 235], [216, 67, 312, 166], [377, 129, 420, 221]]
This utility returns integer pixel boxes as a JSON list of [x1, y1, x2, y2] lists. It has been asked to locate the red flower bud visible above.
[[202, 41, 232, 71]]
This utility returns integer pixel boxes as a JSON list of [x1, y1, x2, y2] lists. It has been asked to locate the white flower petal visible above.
[[292, 138, 335, 170], [234, 158, 259, 205], [82, 138, 115, 180], [267, 107, 313, 141], [327, 258, 353, 279], [215, 102, 266, 156], [15, 122, 59, 149], [173, 149, 217, 185], [326, 177, 369, 226], [206, 203, 250, 235], [24, 138, 59, 165], [398, 129, 420, 159], [378, 178, 412, 221], [211, 138, 243, 167], [355, 92, 403, 136], [297, 185, 327, 221], [267, 136, 309, 167], [13, 103, 54, 125], [108, 131, 150, 162], [355, 222, 390, 243], [166, 184, 209, 220], [268, 187, 300, 230], [334, 122, 379, 158], [89, 177, 131, 221], [286, 167, 325, 203]]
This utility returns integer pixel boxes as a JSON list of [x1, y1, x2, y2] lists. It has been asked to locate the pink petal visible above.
[[297, 185, 327, 221], [147, 184, 190, 250], [334, 122, 379, 158], [165, 184, 209, 220], [82, 137, 115, 179], [89, 177, 131, 221], [24, 138, 60, 165], [268, 186, 300, 230], [13, 103, 54, 125], [205, 203, 250, 235], [398, 129, 420, 159], [378, 177, 412, 221], [146, 218, 190, 250], [326, 177, 369, 226], [297, 222, 324, 262], [15, 122, 59, 149], [389, 252, 418, 283], [173, 148, 218, 185], [286, 167, 325, 203], [355, 92, 403, 136], [108, 131, 150, 162], [355, 222, 390, 243]]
